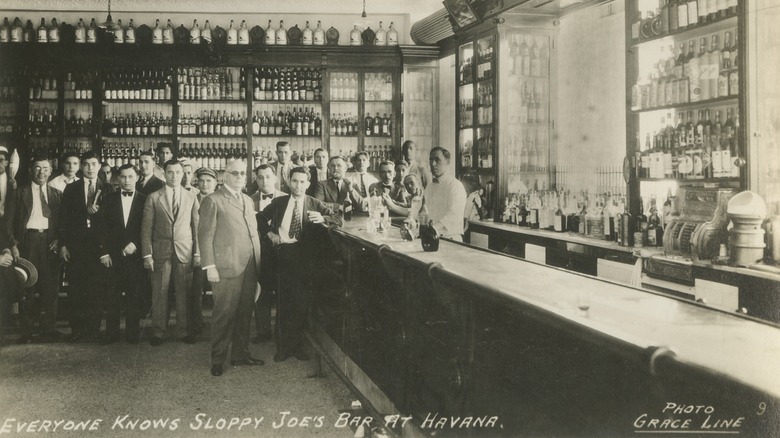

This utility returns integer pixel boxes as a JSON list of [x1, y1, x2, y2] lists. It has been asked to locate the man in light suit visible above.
[[272, 141, 294, 194], [60, 151, 114, 342], [259, 167, 342, 362], [97, 164, 146, 344], [249, 164, 288, 344], [141, 159, 200, 346], [14, 156, 63, 343], [199, 159, 263, 377], [314, 155, 360, 214]]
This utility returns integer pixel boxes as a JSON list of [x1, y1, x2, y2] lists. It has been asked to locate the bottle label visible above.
[[86, 28, 96, 43], [729, 71, 738, 95], [153, 29, 163, 44], [314, 32, 324, 45], [126, 30, 135, 43], [227, 30, 237, 45], [191, 29, 200, 44]]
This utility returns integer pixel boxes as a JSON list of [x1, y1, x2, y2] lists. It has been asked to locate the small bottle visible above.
[[343, 197, 353, 221], [238, 20, 249, 45], [152, 19, 163, 44], [265, 20, 275, 45], [226, 20, 237, 45], [276, 20, 287, 45], [350, 25, 361, 46], [37, 18, 48, 43], [0, 18, 9, 43], [375, 21, 386, 46], [387, 22, 398, 46], [200, 20, 211, 43], [313, 20, 325, 46], [125, 19, 136, 44], [87, 18, 98, 43], [113, 19, 124, 44], [302, 21, 313, 45], [190, 19, 200, 44], [163, 19, 174, 44]]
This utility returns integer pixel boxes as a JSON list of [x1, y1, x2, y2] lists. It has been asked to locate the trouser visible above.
[[189, 268, 209, 334], [150, 255, 193, 338], [276, 243, 310, 355], [19, 230, 60, 337], [106, 256, 143, 341], [0, 265, 17, 340], [210, 256, 257, 366], [254, 285, 274, 337], [68, 245, 106, 338]]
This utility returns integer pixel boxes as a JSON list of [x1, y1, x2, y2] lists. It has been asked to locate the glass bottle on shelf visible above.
[[265, 20, 275, 45], [87, 18, 98, 43], [313, 21, 325, 46], [190, 19, 200, 44], [163, 19, 174, 45], [276, 20, 287, 45], [302, 21, 313, 45], [387, 22, 398, 46], [350, 25, 361, 46], [201, 20, 212, 43], [238, 20, 250, 45], [0, 18, 9, 43], [227, 20, 237, 45], [375, 21, 386, 46], [152, 19, 163, 44], [37, 18, 47, 43]]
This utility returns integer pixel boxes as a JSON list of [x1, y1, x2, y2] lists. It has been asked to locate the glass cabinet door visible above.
[[363, 71, 395, 170], [327, 71, 360, 160], [403, 66, 437, 166]]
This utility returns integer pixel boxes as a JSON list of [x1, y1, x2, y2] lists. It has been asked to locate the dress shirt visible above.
[[83, 177, 98, 206], [253, 190, 286, 212], [26, 183, 49, 230], [407, 161, 431, 188], [223, 184, 242, 201], [0, 172, 6, 216], [121, 191, 134, 226], [279, 196, 305, 244], [165, 185, 182, 212], [276, 162, 292, 192], [369, 182, 407, 204], [423, 174, 467, 239], [347, 171, 379, 196], [48, 174, 79, 193], [315, 166, 328, 182]]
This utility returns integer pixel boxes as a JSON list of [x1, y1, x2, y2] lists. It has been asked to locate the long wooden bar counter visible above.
[[308, 217, 780, 437]]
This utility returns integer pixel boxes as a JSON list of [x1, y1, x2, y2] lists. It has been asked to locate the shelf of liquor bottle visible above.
[[252, 99, 322, 104], [177, 134, 247, 138], [252, 134, 321, 138], [29, 134, 60, 138], [29, 98, 59, 103], [102, 135, 174, 139], [631, 95, 738, 114], [178, 99, 246, 104], [637, 177, 740, 184], [364, 99, 393, 103], [103, 99, 171, 104], [632, 15, 737, 48], [63, 98, 94, 103], [329, 99, 359, 103]]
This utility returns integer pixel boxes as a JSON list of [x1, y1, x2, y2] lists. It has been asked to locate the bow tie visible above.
[[383, 184, 392, 189], [432, 178, 440, 183], [261, 193, 274, 200], [122, 191, 134, 197]]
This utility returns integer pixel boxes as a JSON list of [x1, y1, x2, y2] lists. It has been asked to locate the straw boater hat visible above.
[[13, 258, 38, 288]]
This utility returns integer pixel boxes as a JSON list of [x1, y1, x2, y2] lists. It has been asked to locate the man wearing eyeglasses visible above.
[[199, 160, 263, 377]]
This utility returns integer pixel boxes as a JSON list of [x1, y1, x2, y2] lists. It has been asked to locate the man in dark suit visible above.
[[141, 159, 200, 346], [97, 164, 146, 344], [314, 155, 360, 214], [14, 156, 63, 343], [136, 151, 165, 196], [259, 166, 342, 362], [0, 146, 17, 247], [199, 159, 263, 377], [60, 151, 115, 342], [0, 221, 17, 343], [306, 148, 329, 196]]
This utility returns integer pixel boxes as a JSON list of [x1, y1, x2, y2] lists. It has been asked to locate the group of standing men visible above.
[[0, 138, 466, 377]]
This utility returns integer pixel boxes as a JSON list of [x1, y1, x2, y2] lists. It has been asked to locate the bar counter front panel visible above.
[[309, 217, 780, 437]]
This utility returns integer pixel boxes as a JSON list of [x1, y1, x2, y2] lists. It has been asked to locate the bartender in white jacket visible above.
[[422, 147, 467, 241]]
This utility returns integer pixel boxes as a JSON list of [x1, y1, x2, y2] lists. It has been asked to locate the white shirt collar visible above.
[[223, 185, 241, 198]]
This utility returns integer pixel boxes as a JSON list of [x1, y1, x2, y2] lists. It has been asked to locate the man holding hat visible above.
[[14, 156, 64, 343]]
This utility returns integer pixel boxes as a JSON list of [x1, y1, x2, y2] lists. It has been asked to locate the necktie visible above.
[[432, 177, 440, 184], [138, 176, 145, 187], [288, 200, 301, 240], [172, 189, 179, 218], [122, 191, 134, 197], [261, 193, 274, 200], [359, 174, 367, 198], [87, 179, 96, 205], [40, 186, 51, 219]]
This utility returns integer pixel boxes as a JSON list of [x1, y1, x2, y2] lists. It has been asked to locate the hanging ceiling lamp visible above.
[[362, 0, 368, 18], [99, 0, 118, 32]]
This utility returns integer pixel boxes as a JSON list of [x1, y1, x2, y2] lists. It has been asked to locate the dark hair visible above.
[[163, 159, 183, 171], [289, 166, 310, 181], [100, 161, 112, 168], [117, 163, 138, 174], [353, 151, 368, 160], [0, 149, 8, 160], [395, 159, 409, 167], [255, 163, 275, 175], [81, 150, 99, 162], [276, 141, 290, 149], [61, 151, 80, 161], [430, 147, 451, 161], [402, 140, 415, 155], [313, 148, 327, 155], [156, 143, 172, 153], [329, 155, 346, 165], [378, 160, 394, 170], [29, 154, 51, 167], [139, 150, 155, 159]]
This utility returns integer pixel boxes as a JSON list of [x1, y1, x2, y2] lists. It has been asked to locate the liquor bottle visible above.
[[374, 21, 386, 46], [687, 0, 699, 26], [276, 20, 287, 45], [227, 20, 237, 45], [688, 39, 702, 102], [313, 20, 325, 46], [711, 110, 723, 177], [660, 0, 670, 35], [152, 19, 163, 44], [0, 18, 9, 43], [677, 0, 689, 28], [350, 25, 361, 46], [126, 19, 136, 44], [114, 19, 124, 43], [387, 22, 398, 46], [48, 18, 60, 43], [264, 20, 275, 45], [364, 113, 373, 136], [648, 198, 662, 246], [719, 31, 731, 96], [163, 19, 174, 44], [729, 32, 738, 96], [669, 0, 679, 31], [302, 21, 313, 45], [636, 198, 648, 245], [37, 18, 47, 43], [708, 35, 721, 99], [698, 0, 708, 24], [87, 18, 98, 43], [11, 17, 24, 43], [238, 20, 249, 45], [190, 19, 200, 44]]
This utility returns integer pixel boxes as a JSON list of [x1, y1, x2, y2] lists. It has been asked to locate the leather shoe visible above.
[[273, 351, 290, 362], [293, 348, 310, 361], [181, 335, 197, 344], [231, 357, 265, 366], [150, 337, 164, 346], [211, 364, 223, 377], [252, 333, 273, 344]]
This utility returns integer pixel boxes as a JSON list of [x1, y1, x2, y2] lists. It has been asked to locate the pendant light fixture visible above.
[[99, 0, 117, 32]]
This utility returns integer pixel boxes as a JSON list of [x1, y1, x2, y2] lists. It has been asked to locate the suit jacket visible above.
[[59, 178, 114, 253], [250, 189, 288, 213], [13, 183, 62, 249], [136, 174, 165, 196], [0, 175, 17, 241], [259, 195, 342, 245], [141, 186, 199, 264], [98, 191, 146, 260], [313, 178, 353, 212], [271, 161, 294, 194], [198, 186, 261, 279], [306, 165, 329, 196]]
